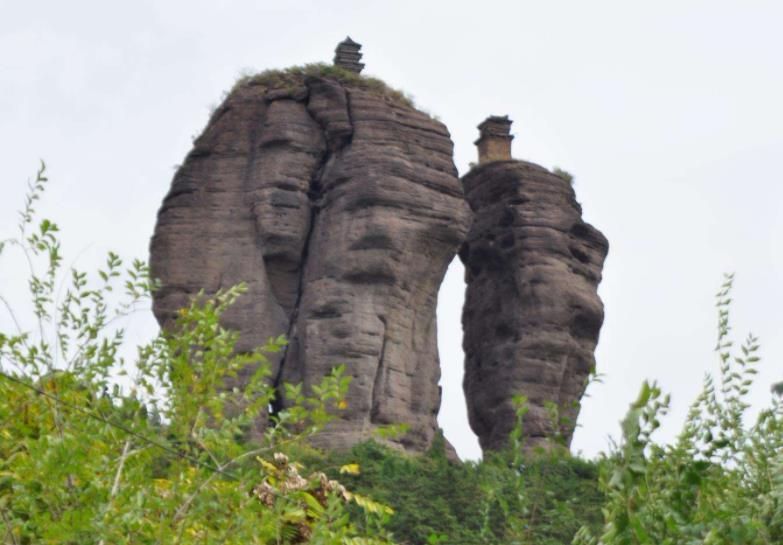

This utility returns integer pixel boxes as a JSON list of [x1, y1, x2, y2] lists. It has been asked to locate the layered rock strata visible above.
[[150, 69, 472, 453], [460, 161, 608, 452]]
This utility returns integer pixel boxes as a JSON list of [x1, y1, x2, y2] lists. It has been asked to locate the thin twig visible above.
[[192, 431, 222, 473], [52, 243, 95, 365], [97, 438, 132, 545], [1, 507, 20, 545], [0, 294, 26, 341]]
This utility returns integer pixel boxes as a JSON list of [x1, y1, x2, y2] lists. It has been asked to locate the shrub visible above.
[[306, 435, 604, 545], [575, 274, 783, 545], [0, 163, 395, 544], [553, 167, 574, 185]]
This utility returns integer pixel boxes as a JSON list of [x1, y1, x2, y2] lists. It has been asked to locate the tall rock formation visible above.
[[150, 42, 471, 453], [460, 117, 608, 452]]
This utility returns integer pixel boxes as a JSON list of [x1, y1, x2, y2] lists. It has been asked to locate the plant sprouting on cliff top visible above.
[[553, 167, 574, 185]]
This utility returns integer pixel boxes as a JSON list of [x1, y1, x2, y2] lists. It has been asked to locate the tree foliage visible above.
[[3, 164, 782, 545], [0, 162, 394, 544], [306, 399, 604, 545], [575, 274, 783, 545]]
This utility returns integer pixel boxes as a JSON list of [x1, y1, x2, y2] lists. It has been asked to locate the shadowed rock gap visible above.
[[268, 153, 326, 419], [370, 315, 388, 423], [270, 79, 356, 419]]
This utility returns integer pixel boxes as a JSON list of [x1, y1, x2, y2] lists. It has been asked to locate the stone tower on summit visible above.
[[333, 37, 364, 73], [149, 40, 607, 457]]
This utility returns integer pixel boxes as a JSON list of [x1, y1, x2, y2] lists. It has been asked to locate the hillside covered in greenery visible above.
[[1, 166, 782, 544], [307, 440, 604, 545]]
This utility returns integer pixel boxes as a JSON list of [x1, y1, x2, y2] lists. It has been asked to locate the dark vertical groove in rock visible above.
[[370, 315, 388, 423], [268, 152, 327, 417], [344, 89, 354, 137], [270, 78, 355, 417]]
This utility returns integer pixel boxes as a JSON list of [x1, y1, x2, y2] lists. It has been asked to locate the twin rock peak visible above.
[[149, 38, 608, 458]]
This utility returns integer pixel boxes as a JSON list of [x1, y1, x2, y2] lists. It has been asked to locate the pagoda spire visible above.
[[334, 37, 364, 74]]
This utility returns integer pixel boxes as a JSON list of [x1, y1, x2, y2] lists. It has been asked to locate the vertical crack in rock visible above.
[[370, 315, 388, 423], [343, 89, 354, 138], [269, 152, 328, 417], [270, 78, 355, 418]]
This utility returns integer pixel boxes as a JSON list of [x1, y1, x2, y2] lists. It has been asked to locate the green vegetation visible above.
[[306, 440, 604, 545], [2, 165, 782, 544], [233, 63, 415, 107], [0, 163, 394, 544], [552, 167, 574, 185], [575, 274, 783, 545]]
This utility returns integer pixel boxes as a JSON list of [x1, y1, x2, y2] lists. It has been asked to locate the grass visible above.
[[232, 63, 415, 107], [553, 167, 575, 185]]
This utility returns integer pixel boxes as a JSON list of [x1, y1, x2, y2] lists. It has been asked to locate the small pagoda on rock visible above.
[[333, 36, 364, 74], [475, 115, 514, 164]]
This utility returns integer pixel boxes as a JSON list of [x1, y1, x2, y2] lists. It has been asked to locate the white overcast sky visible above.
[[2, 0, 782, 460]]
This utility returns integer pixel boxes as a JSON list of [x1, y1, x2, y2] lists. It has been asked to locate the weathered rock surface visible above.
[[460, 161, 608, 452], [150, 70, 472, 453]]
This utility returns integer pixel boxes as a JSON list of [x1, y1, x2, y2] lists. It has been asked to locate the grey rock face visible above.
[[150, 72, 472, 453], [460, 161, 608, 452]]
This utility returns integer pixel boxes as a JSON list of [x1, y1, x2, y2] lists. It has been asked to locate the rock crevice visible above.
[[370, 315, 388, 424], [271, 79, 356, 417]]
